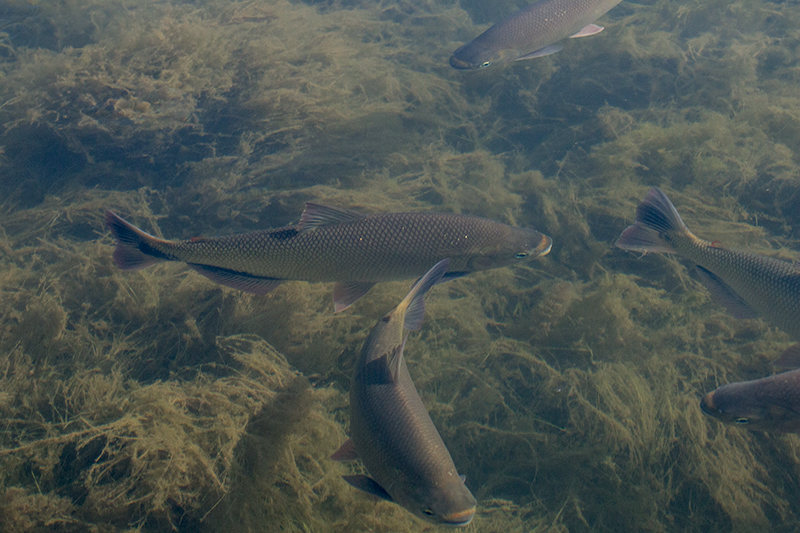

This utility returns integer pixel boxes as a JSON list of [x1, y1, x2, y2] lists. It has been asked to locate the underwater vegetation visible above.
[[2, 0, 800, 531]]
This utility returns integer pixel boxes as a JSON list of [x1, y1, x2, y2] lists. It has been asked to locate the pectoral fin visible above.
[[188, 264, 284, 295], [330, 438, 359, 461], [333, 281, 376, 313], [516, 45, 563, 60], [362, 337, 407, 385], [570, 23, 604, 38], [773, 344, 800, 368], [342, 475, 394, 502], [695, 266, 758, 319]]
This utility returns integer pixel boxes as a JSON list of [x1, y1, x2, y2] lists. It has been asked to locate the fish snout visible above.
[[536, 235, 553, 257], [449, 54, 475, 70], [699, 392, 718, 416], [441, 506, 476, 527]]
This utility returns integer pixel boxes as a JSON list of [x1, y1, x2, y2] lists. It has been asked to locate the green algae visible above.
[[2, 0, 800, 531]]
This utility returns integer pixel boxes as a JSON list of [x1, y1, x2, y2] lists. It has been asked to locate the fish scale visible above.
[[616, 187, 800, 343], [150, 213, 519, 280], [701, 369, 800, 433], [106, 203, 552, 311], [333, 259, 477, 526], [450, 0, 623, 69]]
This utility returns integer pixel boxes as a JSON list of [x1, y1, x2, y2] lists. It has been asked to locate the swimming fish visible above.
[[106, 203, 552, 312], [449, 0, 623, 70], [0, 0, 39, 27], [616, 187, 800, 357], [331, 259, 477, 526], [700, 369, 800, 433]]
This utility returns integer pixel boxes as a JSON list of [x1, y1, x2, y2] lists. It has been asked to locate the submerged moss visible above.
[[2, 0, 800, 530]]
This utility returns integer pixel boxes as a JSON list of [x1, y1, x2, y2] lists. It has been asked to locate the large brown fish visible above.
[[106, 203, 552, 312], [331, 259, 477, 526], [616, 187, 800, 359], [449, 0, 623, 69], [700, 369, 800, 433]]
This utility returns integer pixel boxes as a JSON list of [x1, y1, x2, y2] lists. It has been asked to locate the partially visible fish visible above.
[[616, 187, 800, 357], [0, 0, 39, 26], [700, 369, 800, 433], [331, 259, 477, 526], [449, 0, 623, 70], [106, 203, 552, 312]]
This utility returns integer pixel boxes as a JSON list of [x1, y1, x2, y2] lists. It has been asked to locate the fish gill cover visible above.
[[0, 0, 800, 531]]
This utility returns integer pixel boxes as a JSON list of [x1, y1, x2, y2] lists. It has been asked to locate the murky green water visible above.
[[1, 0, 800, 530]]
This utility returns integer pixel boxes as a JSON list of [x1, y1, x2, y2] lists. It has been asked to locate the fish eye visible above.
[[735, 418, 750, 424], [480, 61, 491, 68], [515, 252, 528, 259], [422, 508, 435, 517]]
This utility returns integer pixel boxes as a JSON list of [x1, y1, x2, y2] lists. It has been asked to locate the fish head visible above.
[[449, 44, 518, 70], [466, 226, 552, 271], [700, 382, 800, 433], [398, 474, 477, 527]]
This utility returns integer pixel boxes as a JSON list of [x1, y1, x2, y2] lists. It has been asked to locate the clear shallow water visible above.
[[1, 0, 800, 530]]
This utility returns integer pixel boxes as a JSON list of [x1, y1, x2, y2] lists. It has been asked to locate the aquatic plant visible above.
[[2, 0, 800, 530]]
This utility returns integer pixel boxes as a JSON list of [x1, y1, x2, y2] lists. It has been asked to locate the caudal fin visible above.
[[398, 258, 450, 331], [615, 187, 688, 254], [105, 211, 170, 270]]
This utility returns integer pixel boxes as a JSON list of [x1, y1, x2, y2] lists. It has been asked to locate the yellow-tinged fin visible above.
[[385, 335, 408, 384], [105, 211, 171, 270], [297, 203, 366, 232], [615, 187, 688, 254], [397, 258, 450, 332]]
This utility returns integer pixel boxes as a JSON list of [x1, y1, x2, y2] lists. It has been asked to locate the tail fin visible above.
[[105, 211, 170, 270], [615, 187, 688, 254], [397, 259, 450, 331]]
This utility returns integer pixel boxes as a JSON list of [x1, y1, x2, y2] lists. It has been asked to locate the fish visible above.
[[0, 0, 39, 27], [449, 0, 623, 70], [615, 187, 800, 362], [330, 259, 477, 526], [106, 203, 552, 312], [700, 369, 800, 433]]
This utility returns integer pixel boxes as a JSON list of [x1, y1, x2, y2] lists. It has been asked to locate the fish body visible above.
[[449, 0, 623, 69], [700, 369, 800, 433], [0, 0, 38, 25], [616, 187, 800, 343], [106, 203, 551, 311], [331, 259, 477, 526]]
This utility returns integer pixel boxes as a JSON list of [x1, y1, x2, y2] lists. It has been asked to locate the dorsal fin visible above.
[[386, 335, 408, 384], [398, 259, 450, 332], [297, 203, 366, 232]]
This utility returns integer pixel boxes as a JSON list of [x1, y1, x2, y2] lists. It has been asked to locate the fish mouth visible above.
[[699, 392, 717, 415], [535, 236, 553, 257], [441, 507, 476, 527], [449, 54, 474, 70]]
